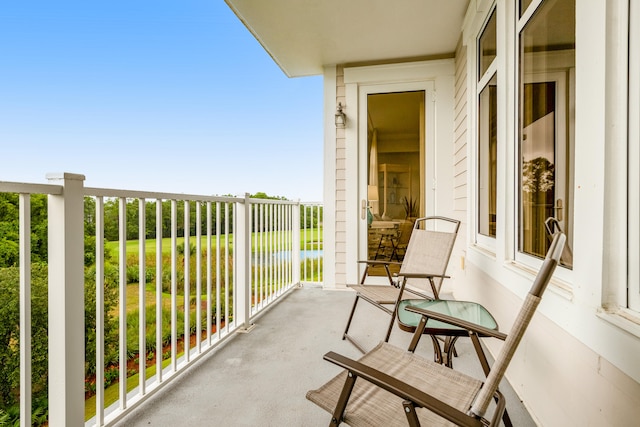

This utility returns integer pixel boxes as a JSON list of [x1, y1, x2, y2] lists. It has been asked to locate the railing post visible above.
[[46, 173, 85, 427], [292, 201, 301, 286], [19, 194, 32, 427], [235, 194, 252, 331]]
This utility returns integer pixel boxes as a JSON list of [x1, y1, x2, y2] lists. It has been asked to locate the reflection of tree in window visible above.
[[523, 157, 554, 193], [521, 82, 556, 257]]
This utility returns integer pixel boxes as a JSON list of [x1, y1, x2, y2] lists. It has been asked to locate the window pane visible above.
[[478, 75, 498, 237], [479, 10, 497, 78], [520, 0, 534, 17], [518, 0, 575, 267]]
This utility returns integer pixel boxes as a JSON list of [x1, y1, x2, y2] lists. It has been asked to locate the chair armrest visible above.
[[323, 351, 483, 427], [358, 259, 403, 267], [401, 273, 450, 279], [405, 305, 508, 341]]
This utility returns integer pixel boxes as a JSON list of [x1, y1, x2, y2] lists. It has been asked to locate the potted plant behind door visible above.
[[402, 196, 419, 220]]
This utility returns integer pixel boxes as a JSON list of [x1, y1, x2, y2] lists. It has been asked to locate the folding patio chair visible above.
[[307, 229, 566, 426], [342, 216, 460, 353]]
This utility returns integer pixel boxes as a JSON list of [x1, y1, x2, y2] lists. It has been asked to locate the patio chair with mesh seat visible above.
[[342, 216, 460, 353], [307, 228, 566, 426]]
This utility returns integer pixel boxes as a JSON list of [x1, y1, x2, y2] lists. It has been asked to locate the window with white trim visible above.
[[477, 8, 498, 240], [629, 0, 640, 311], [517, 0, 575, 268]]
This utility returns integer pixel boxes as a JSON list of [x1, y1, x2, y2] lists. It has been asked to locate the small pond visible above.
[[273, 249, 323, 260]]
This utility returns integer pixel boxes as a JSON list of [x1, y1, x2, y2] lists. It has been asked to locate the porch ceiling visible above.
[[224, 0, 470, 77]]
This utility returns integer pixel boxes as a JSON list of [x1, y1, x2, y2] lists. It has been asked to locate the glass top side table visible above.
[[397, 299, 499, 368]]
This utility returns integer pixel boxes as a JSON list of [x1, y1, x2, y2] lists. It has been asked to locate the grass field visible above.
[[104, 227, 322, 256], [125, 281, 171, 312]]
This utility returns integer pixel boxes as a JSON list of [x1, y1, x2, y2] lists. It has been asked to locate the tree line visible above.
[[1, 192, 322, 268]]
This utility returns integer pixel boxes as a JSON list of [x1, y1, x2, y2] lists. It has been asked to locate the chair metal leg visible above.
[[383, 263, 394, 286], [360, 265, 370, 284], [428, 277, 440, 299], [402, 401, 421, 427], [383, 279, 407, 342], [408, 316, 428, 353], [344, 267, 401, 351], [330, 371, 357, 427], [383, 308, 396, 342], [342, 295, 370, 353], [342, 295, 360, 341], [342, 266, 370, 347]]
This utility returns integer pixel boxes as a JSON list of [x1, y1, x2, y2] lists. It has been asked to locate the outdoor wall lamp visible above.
[[335, 102, 346, 128]]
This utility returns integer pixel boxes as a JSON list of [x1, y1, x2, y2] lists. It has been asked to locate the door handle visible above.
[[554, 198, 563, 222], [361, 199, 367, 220]]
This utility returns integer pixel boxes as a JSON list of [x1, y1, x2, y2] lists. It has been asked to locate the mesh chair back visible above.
[[399, 229, 456, 276], [470, 231, 566, 418], [398, 217, 459, 294]]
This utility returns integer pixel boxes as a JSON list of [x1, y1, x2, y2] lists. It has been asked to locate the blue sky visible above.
[[0, 1, 324, 201]]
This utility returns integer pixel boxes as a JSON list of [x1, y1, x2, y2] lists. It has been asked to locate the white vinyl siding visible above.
[[335, 65, 347, 285], [454, 37, 468, 215]]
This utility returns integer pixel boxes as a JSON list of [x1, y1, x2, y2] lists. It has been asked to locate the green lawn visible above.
[[104, 228, 322, 256], [127, 283, 176, 313]]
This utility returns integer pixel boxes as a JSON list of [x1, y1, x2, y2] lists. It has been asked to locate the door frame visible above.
[[342, 60, 453, 284], [357, 83, 432, 284]]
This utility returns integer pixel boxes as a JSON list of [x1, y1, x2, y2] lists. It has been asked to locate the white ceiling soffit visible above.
[[225, 0, 470, 77]]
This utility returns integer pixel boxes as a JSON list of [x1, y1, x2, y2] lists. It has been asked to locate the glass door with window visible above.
[[365, 91, 424, 272]]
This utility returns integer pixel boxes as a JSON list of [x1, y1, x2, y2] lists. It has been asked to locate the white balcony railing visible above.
[[0, 173, 323, 426]]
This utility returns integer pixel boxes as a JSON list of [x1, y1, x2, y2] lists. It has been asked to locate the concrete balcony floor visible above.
[[114, 285, 536, 426]]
